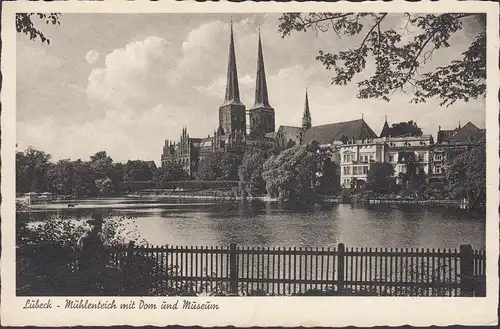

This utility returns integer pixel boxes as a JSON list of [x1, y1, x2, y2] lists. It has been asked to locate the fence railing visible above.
[[108, 243, 486, 297]]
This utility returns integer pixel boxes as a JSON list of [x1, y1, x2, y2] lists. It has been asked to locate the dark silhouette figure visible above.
[[76, 214, 107, 295]]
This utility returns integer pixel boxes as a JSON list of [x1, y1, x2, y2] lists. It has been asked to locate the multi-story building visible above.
[[429, 122, 486, 186], [337, 134, 433, 188], [338, 138, 385, 188], [159, 24, 485, 190]]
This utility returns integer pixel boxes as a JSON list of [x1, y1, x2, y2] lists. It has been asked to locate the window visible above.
[[354, 166, 361, 175], [369, 155, 374, 161], [435, 166, 442, 174], [435, 154, 442, 161], [389, 155, 394, 163], [363, 166, 369, 175], [343, 166, 351, 175]]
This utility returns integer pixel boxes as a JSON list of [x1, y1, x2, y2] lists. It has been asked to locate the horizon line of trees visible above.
[[15, 141, 340, 201], [16, 140, 485, 207]]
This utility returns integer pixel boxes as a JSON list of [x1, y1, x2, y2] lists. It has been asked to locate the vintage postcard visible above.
[[1, 0, 499, 327]]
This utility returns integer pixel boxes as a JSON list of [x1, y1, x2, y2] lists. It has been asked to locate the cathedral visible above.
[[161, 24, 382, 176], [161, 24, 276, 176]]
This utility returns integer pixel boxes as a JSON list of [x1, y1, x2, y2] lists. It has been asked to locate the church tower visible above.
[[302, 88, 311, 131], [249, 31, 275, 139], [219, 23, 246, 137]]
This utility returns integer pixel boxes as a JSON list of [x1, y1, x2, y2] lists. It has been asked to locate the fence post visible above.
[[127, 241, 135, 263], [337, 243, 345, 293], [229, 243, 238, 295], [459, 244, 474, 297]]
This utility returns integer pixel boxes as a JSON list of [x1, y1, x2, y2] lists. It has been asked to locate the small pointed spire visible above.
[[252, 30, 271, 109], [223, 22, 241, 105], [380, 115, 391, 138], [302, 88, 311, 131]]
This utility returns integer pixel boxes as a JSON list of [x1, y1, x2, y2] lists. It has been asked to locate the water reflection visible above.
[[20, 197, 486, 249]]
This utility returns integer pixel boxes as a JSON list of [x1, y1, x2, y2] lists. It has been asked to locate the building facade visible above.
[[336, 135, 433, 188], [160, 25, 485, 189], [429, 122, 486, 185]]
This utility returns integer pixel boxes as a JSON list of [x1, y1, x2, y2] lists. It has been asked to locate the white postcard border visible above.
[[1, 0, 499, 327]]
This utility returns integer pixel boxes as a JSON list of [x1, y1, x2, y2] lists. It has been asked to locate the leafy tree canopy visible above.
[[447, 146, 485, 207], [389, 121, 423, 137], [156, 162, 189, 186], [196, 152, 242, 181], [238, 147, 269, 196], [279, 13, 485, 106], [16, 13, 61, 44], [123, 160, 156, 182], [261, 144, 323, 203], [16, 147, 52, 193], [366, 162, 395, 195]]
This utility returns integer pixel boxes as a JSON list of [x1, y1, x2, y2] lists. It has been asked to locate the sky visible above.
[[16, 13, 486, 165]]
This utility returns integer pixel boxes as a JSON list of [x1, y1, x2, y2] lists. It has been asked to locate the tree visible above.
[[279, 13, 485, 106], [316, 146, 340, 194], [89, 151, 114, 179], [397, 151, 426, 194], [47, 159, 76, 196], [389, 121, 423, 137], [196, 152, 242, 181], [123, 160, 155, 182], [238, 147, 268, 196], [16, 147, 52, 193], [261, 144, 323, 203], [447, 146, 485, 207], [16, 13, 61, 44], [95, 177, 113, 196], [366, 162, 395, 195], [156, 162, 189, 186]]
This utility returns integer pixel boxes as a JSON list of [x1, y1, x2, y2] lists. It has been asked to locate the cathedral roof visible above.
[[448, 122, 485, 144], [251, 31, 272, 110], [276, 125, 303, 147], [222, 23, 243, 106], [302, 119, 378, 145]]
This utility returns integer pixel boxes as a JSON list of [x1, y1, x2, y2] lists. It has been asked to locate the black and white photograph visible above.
[[2, 0, 499, 327]]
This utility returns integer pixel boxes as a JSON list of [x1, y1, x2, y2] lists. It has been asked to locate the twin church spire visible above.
[[223, 25, 271, 109], [221, 24, 311, 137], [252, 30, 271, 110], [221, 23, 275, 138], [223, 23, 242, 106]]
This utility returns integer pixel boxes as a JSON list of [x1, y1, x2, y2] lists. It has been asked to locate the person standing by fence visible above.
[[76, 214, 108, 295]]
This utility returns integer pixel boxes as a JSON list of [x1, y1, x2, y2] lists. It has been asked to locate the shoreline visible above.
[[18, 194, 478, 210]]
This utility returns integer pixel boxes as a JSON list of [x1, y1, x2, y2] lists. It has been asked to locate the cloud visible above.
[[17, 14, 486, 164], [85, 50, 100, 64], [87, 36, 175, 112]]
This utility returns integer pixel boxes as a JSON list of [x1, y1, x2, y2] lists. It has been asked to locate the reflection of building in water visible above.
[[22, 191, 53, 205]]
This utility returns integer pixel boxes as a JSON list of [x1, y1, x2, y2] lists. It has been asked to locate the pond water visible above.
[[20, 197, 486, 250]]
